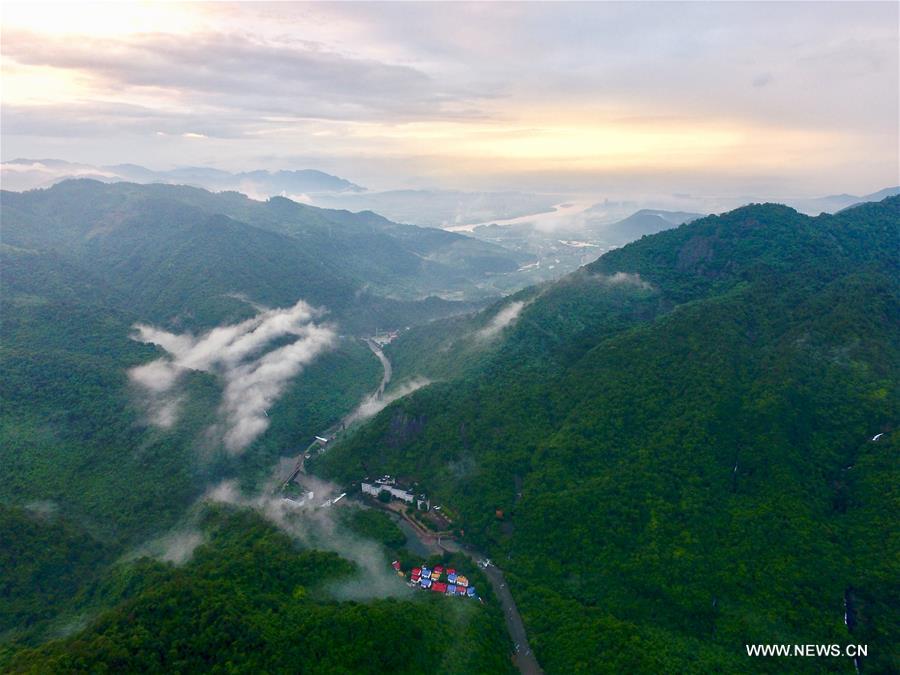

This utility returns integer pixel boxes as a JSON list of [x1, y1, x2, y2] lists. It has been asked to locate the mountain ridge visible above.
[[315, 196, 900, 672], [2, 158, 365, 194], [1, 179, 531, 326]]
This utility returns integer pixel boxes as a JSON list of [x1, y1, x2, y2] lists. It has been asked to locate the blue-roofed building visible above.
[[447, 572, 457, 584], [467, 587, 476, 597], [448, 584, 457, 594], [421, 578, 432, 589]]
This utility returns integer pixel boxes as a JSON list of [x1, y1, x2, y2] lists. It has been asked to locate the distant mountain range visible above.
[[1, 179, 531, 330], [0, 158, 365, 195], [785, 186, 900, 215], [312, 189, 561, 228], [587, 208, 704, 244], [1, 159, 566, 230]]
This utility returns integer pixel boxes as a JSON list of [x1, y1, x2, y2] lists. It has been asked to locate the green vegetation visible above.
[[318, 198, 900, 672], [1, 181, 517, 670], [3, 186, 896, 672], [0, 248, 382, 542], [1, 180, 517, 330], [0, 506, 111, 636], [3, 508, 514, 674], [338, 507, 407, 550]]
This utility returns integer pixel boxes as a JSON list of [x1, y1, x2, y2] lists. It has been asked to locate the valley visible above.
[[3, 4, 898, 673], [3, 186, 897, 674]]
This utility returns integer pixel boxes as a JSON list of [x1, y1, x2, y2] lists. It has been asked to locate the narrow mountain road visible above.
[[293, 337, 542, 672], [281, 336, 393, 488], [377, 504, 544, 674], [363, 337, 392, 399], [482, 562, 542, 674], [450, 542, 543, 675]]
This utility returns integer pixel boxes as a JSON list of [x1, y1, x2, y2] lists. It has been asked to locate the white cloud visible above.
[[343, 377, 430, 426], [129, 299, 336, 453], [1, 3, 895, 194], [599, 271, 653, 290], [475, 300, 528, 341], [159, 530, 205, 564]]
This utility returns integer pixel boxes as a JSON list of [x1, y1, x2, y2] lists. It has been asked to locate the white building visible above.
[[361, 481, 415, 504]]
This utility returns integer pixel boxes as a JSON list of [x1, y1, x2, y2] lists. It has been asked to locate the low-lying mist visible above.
[[343, 377, 431, 426], [203, 478, 413, 600], [128, 299, 336, 453]]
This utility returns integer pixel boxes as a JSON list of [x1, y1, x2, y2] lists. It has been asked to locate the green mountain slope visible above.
[[588, 208, 703, 245], [0, 178, 523, 545], [1, 181, 520, 665], [316, 197, 900, 672], [1, 180, 526, 327], [2, 508, 513, 674]]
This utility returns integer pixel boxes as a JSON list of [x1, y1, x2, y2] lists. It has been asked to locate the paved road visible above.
[[363, 338, 392, 400], [481, 562, 542, 674], [380, 505, 543, 674], [282, 337, 393, 488], [287, 338, 542, 673]]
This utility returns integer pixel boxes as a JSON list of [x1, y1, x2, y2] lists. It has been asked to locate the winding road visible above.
[[480, 561, 542, 674], [363, 338, 392, 400], [289, 337, 543, 673], [380, 504, 544, 674], [280, 337, 393, 488]]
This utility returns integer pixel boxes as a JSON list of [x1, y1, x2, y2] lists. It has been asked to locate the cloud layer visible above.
[[2, 2, 896, 194], [596, 272, 653, 291], [129, 299, 336, 453]]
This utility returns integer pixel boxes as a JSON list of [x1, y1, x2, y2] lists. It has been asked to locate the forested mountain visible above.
[[2, 179, 519, 547], [588, 208, 703, 244], [2, 506, 513, 674], [2, 190, 896, 673], [1, 179, 518, 668], [316, 197, 900, 672], [2, 180, 529, 326], [1, 158, 365, 195]]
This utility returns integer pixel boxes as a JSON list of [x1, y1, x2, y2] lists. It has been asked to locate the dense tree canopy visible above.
[[318, 198, 900, 672], [3, 508, 514, 674], [2, 190, 896, 673]]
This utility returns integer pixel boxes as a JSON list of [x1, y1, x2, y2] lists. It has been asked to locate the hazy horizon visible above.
[[2, 2, 898, 197]]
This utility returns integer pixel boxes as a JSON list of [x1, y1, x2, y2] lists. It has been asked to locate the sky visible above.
[[1, 1, 898, 195]]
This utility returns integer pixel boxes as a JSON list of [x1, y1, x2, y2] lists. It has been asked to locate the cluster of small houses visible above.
[[391, 561, 479, 600]]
